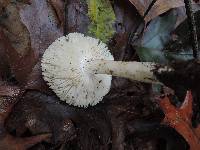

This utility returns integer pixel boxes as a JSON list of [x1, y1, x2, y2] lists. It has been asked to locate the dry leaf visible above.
[[159, 91, 200, 150], [0, 3, 37, 83], [17, 0, 62, 91], [49, 0, 65, 26], [0, 0, 10, 14], [129, 0, 200, 22], [0, 91, 51, 150], [0, 84, 20, 97], [20, 0, 62, 56], [0, 28, 36, 84]]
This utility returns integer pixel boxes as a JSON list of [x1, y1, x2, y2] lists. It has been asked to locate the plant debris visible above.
[[1, 0, 200, 149], [0, 88, 51, 150], [159, 91, 200, 150]]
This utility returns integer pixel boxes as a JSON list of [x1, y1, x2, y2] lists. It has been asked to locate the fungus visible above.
[[41, 33, 172, 107]]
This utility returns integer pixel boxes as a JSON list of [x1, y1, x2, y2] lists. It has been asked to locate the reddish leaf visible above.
[[159, 91, 200, 150]]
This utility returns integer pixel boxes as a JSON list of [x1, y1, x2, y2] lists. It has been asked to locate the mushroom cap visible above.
[[41, 33, 114, 107]]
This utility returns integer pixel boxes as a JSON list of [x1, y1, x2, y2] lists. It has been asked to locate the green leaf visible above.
[[87, 0, 116, 43], [135, 11, 177, 63]]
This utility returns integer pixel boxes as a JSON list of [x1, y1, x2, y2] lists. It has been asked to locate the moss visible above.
[[87, 0, 116, 43]]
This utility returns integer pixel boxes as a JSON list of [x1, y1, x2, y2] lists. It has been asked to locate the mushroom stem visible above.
[[86, 60, 171, 84]]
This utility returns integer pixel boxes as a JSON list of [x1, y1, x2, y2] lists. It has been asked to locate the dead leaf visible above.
[[135, 10, 177, 63], [20, 0, 62, 57], [0, 84, 20, 97], [1, 3, 31, 56], [16, 0, 63, 91], [0, 28, 36, 84], [109, 0, 141, 60], [24, 61, 51, 93], [0, 91, 51, 150], [0, 0, 10, 14], [129, 0, 200, 22], [49, 0, 65, 27], [159, 91, 200, 150], [0, 39, 10, 81], [0, 3, 38, 84]]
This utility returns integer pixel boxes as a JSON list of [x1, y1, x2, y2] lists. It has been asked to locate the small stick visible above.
[[184, 0, 199, 58]]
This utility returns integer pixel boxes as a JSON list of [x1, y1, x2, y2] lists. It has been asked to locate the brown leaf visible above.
[[0, 0, 10, 14], [0, 133, 51, 150], [49, 0, 65, 27], [66, 0, 90, 33], [1, 4, 32, 57], [0, 3, 38, 84], [17, 0, 63, 91], [0, 38, 9, 80], [129, 0, 200, 22], [0, 84, 20, 97], [24, 61, 51, 93], [0, 92, 51, 150], [159, 91, 200, 150], [20, 0, 62, 56], [109, 0, 141, 60], [0, 28, 36, 84]]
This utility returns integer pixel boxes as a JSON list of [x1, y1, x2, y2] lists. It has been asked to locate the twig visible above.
[[184, 0, 199, 58], [64, 0, 68, 36], [128, 0, 157, 44]]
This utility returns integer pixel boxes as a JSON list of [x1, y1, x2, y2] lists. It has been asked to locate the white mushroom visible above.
[[41, 33, 172, 107]]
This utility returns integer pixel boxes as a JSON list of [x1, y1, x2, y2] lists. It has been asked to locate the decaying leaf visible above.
[[20, 0, 62, 56], [17, 0, 63, 91], [159, 91, 200, 150], [0, 84, 21, 97], [0, 3, 31, 56], [49, 0, 65, 26], [0, 28, 36, 84], [163, 10, 200, 61], [0, 1, 8, 15], [0, 2, 38, 84], [0, 90, 51, 150], [129, 0, 200, 22], [135, 10, 177, 63], [1, 0, 199, 149]]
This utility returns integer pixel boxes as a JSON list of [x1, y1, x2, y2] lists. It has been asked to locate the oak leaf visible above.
[[159, 91, 200, 150]]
